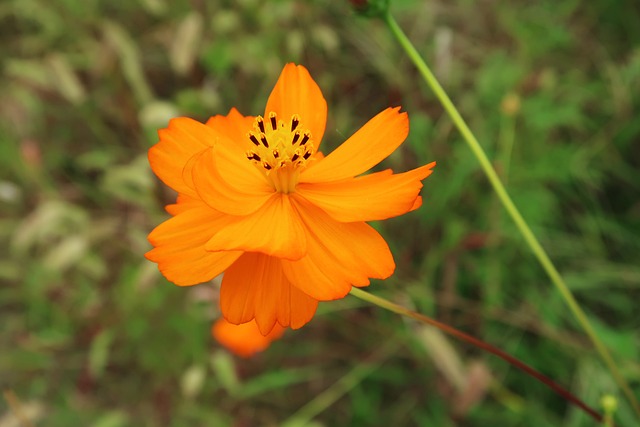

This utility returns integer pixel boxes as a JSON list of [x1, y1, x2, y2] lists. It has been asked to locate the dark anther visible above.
[[291, 117, 299, 131], [270, 114, 277, 130], [292, 131, 301, 145], [257, 117, 265, 133], [300, 134, 310, 146], [273, 149, 279, 158], [249, 134, 260, 146], [303, 151, 312, 160], [263, 162, 272, 170], [260, 135, 269, 148], [291, 153, 299, 161], [246, 152, 261, 161]]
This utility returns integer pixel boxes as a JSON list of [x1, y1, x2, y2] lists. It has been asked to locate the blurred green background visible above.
[[1, 0, 639, 425]]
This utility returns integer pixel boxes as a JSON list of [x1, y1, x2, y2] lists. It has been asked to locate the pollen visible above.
[[245, 112, 316, 193]]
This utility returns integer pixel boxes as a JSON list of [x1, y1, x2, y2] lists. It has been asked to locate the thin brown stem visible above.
[[350, 288, 603, 423]]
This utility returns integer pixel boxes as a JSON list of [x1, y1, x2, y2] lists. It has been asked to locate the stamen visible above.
[[269, 112, 277, 131], [257, 116, 265, 133], [292, 131, 301, 145], [245, 114, 316, 190]]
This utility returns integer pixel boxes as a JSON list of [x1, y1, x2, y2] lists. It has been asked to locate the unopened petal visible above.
[[220, 253, 318, 334], [265, 63, 328, 149], [297, 162, 435, 222], [300, 107, 409, 183], [204, 193, 307, 260], [146, 201, 242, 286], [212, 318, 285, 358], [281, 196, 395, 301]]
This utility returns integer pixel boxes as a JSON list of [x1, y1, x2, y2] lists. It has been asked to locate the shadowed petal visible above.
[[281, 196, 395, 300], [297, 162, 436, 222], [204, 193, 307, 260], [265, 63, 328, 149], [300, 107, 408, 183], [220, 253, 318, 334], [146, 201, 242, 286]]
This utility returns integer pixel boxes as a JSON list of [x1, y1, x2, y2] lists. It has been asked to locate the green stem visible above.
[[350, 288, 602, 422], [281, 340, 397, 427], [383, 11, 639, 419]]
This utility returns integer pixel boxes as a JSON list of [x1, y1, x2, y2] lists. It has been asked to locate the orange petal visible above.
[[300, 107, 409, 183], [146, 201, 242, 286], [191, 147, 274, 216], [205, 107, 255, 152], [212, 318, 285, 358], [165, 193, 202, 216], [204, 193, 306, 260], [149, 117, 218, 197], [297, 162, 436, 222], [265, 63, 328, 150], [220, 253, 318, 334], [281, 196, 395, 300], [409, 196, 423, 212]]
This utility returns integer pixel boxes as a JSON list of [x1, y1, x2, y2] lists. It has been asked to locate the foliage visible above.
[[1, 0, 639, 425]]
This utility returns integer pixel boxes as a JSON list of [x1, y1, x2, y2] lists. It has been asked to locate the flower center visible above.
[[245, 111, 315, 193]]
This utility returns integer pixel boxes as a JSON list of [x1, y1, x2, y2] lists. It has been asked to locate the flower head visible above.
[[212, 318, 285, 358], [146, 64, 435, 335]]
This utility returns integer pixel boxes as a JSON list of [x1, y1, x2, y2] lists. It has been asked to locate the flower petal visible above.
[[265, 63, 328, 149], [297, 162, 436, 222], [220, 253, 318, 334], [205, 107, 255, 152], [149, 117, 218, 197], [300, 107, 409, 183], [146, 201, 242, 286], [165, 193, 202, 216], [191, 147, 274, 216], [281, 196, 395, 300], [212, 318, 285, 357], [204, 193, 307, 260]]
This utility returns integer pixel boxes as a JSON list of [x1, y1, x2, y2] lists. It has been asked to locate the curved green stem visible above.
[[281, 340, 397, 427], [383, 11, 638, 418], [350, 288, 602, 422]]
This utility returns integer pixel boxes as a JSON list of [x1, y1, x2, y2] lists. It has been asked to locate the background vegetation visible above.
[[1, 0, 639, 425]]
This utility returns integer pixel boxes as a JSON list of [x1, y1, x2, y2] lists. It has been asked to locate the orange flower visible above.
[[212, 318, 285, 358], [146, 63, 435, 335]]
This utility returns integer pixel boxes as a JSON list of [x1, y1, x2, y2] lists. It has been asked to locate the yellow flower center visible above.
[[245, 111, 315, 194]]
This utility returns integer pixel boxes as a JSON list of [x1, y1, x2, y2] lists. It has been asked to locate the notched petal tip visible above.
[[300, 106, 410, 183], [220, 253, 319, 333]]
